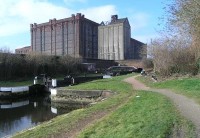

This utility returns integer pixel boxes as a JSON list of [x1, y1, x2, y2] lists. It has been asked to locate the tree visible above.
[[149, 36, 196, 76], [167, 0, 200, 59]]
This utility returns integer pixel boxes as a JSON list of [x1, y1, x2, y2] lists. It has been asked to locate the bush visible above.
[[149, 37, 197, 76], [0, 52, 82, 81], [142, 58, 154, 69]]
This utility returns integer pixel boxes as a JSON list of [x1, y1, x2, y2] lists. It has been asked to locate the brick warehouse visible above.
[[17, 13, 146, 60], [31, 13, 99, 58]]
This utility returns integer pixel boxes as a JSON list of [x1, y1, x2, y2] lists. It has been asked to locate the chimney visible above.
[[111, 15, 118, 22], [33, 23, 37, 28], [76, 13, 82, 19]]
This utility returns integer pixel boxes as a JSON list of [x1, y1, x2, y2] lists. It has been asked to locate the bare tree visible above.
[[149, 36, 196, 76], [166, 0, 200, 59]]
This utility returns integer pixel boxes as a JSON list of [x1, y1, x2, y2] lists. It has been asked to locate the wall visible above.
[[82, 58, 118, 69], [130, 38, 147, 59], [98, 17, 131, 60], [98, 23, 125, 60], [116, 59, 144, 68]]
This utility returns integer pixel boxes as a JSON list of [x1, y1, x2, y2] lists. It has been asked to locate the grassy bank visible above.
[[78, 91, 195, 138], [0, 73, 102, 87], [13, 74, 195, 138], [138, 76, 200, 103], [0, 80, 33, 87]]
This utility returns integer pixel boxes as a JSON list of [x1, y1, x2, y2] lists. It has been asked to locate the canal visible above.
[[0, 93, 75, 137]]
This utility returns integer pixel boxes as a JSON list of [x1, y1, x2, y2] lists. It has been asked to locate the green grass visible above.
[[0, 73, 107, 87], [78, 91, 195, 138], [13, 74, 195, 138], [66, 75, 131, 93], [13, 74, 133, 138], [138, 76, 200, 103], [0, 80, 33, 87]]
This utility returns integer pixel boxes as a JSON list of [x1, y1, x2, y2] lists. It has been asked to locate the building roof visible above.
[[99, 15, 130, 26], [109, 18, 127, 25], [31, 13, 99, 29], [131, 38, 146, 45], [15, 46, 31, 50]]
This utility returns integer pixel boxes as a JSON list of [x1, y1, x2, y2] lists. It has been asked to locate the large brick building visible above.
[[16, 13, 146, 60], [31, 13, 99, 58], [98, 15, 146, 60]]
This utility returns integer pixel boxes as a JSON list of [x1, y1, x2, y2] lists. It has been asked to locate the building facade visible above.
[[15, 46, 31, 54], [98, 15, 146, 60], [15, 13, 147, 60], [130, 38, 147, 59], [98, 15, 131, 60], [31, 13, 99, 58]]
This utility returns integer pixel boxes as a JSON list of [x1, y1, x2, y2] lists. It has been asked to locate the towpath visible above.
[[124, 75, 200, 137]]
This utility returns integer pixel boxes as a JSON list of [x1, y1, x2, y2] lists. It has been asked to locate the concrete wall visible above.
[[98, 18, 131, 60], [98, 23, 126, 60], [124, 22, 131, 59], [116, 59, 144, 68]]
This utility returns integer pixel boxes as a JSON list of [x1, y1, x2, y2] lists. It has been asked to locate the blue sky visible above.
[[0, 0, 166, 52]]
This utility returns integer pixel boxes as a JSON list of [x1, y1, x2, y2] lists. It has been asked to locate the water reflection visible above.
[[0, 94, 78, 137]]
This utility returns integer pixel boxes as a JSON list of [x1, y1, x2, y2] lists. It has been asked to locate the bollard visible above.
[[50, 88, 57, 96], [52, 79, 57, 88], [34, 79, 38, 85], [71, 77, 75, 85]]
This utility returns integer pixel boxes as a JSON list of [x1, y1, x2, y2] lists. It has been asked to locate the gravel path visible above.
[[124, 76, 200, 137]]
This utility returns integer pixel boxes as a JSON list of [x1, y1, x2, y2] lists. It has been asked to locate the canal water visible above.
[[0, 93, 75, 137]]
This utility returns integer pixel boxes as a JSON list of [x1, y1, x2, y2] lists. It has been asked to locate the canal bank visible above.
[[0, 84, 48, 99], [13, 74, 196, 138], [50, 88, 115, 108], [0, 73, 105, 99], [0, 75, 109, 137], [12, 74, 133, 138]]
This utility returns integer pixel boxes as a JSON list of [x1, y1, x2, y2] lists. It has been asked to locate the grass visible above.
[[137, 76, 200, 103], [0, 73, 101, 87], [0, 80, 33, 87], [13, 74, 195, 138], [13, 74, 133, 138], [78, 91, 195, 138], [66, 75, 131, 93]]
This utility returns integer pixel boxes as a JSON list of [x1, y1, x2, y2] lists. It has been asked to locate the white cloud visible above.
[[0, 0, 155, 51], [10, 0, 72, 23], [0, 0, 117, 37], [0, 0, 73, 37], [79, 5, 117, 23]]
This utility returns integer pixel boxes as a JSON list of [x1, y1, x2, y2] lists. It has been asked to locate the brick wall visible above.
[[31, 13, 99, 58]]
